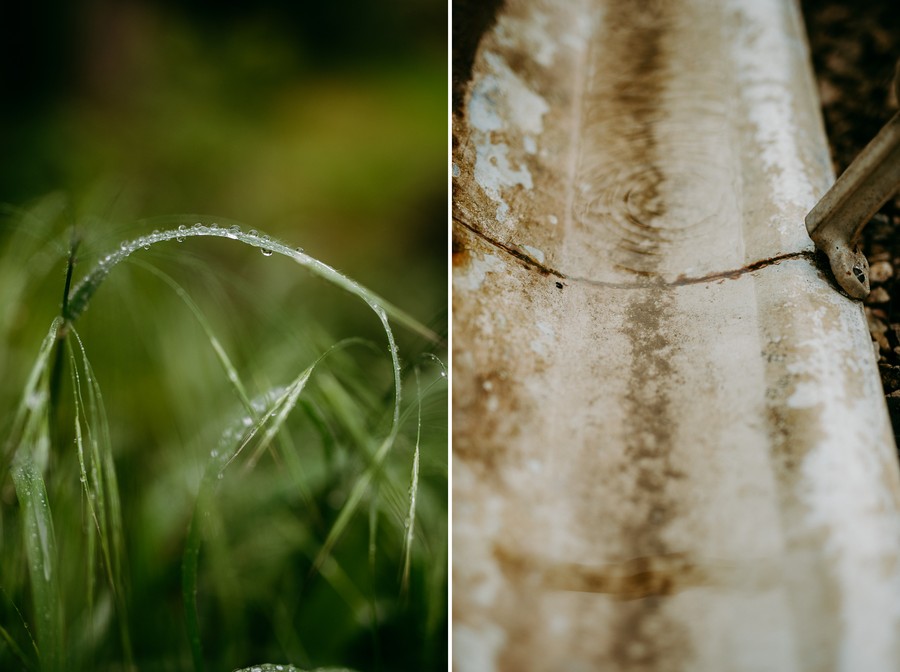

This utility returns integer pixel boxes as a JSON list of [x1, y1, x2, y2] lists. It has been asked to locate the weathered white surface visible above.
[[452, 0, 900, 670]]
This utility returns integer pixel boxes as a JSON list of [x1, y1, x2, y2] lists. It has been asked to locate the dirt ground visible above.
[[801, 0, 900, 440]]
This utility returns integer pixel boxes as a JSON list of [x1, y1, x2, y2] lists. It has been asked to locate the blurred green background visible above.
[[0, 1, 447, 671], [0, 0, 446, 303]]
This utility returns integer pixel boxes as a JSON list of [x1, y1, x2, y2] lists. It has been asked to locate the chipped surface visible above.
[[453, 0, 900, 670]]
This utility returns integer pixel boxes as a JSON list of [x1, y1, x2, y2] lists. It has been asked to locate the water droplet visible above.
[[440, 370, 447, 378], [177, 224, 186, 242], [217, 472, 224, 480], [152, 229, 160, 235], [192, 222, 202, 230], [210, 222, 218, 229], [229, 225, 240, 234], [249, 229, 258, 236], [120, 241, 128, 251], [294, 246, 304, 253], [261, 248, 273, 256], [242, 417, 252, 427], [210, 449, 219, 458]]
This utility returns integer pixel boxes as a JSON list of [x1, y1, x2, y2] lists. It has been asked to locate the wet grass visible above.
[[0, 205, 447, 671]]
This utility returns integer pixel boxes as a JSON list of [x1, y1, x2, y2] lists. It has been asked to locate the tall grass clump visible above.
[[0, 205, 447, 671]]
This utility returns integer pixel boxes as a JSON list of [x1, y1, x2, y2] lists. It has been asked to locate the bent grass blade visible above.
[[184, 366, 315, 672], [65, 224, 418, 580]]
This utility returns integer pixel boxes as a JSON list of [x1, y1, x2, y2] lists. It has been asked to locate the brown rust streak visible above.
[[495, 545, 709, 600], [453, 215, 565, 278], [454, 215, 817, 287]]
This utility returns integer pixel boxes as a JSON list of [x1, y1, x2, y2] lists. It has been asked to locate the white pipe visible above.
[[452, 1, 900, 670]]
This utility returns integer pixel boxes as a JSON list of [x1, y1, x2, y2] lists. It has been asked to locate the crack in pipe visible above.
[[455, 217, 819, 289]]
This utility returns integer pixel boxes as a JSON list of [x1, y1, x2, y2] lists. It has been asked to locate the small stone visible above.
[[867, 307, 888, 334], [867, 286, 891, 304], [879, 364, 900, 392], [869, 260, 894, 283]]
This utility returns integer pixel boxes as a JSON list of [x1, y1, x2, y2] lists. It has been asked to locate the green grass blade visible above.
[[131, 260, 254, 412], [65, 227, 410, 581], [67, 332, 133, 666], [0, 622, 34, 671], [10, 455, 62, 672], [400, 368, 423, 593], [2, 319, 62, 476], [183, 362, 317, 672], [3, 318, 63, 671], [65, 221, 435, 343]]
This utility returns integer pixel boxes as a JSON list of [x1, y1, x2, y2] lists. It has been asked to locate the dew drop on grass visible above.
[[261, 248, 273, 256], [210, 222, 218, 230], [440, 370, 447, 378], [26, 389, 46, 410], [294, 246, 304, 253], [177, 224, 187, 242], [249, 229, 258, 236], [229, 225, 240, 234]]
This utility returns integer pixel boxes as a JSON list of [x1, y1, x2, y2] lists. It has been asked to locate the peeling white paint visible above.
[[473, 141, 532, 224], [494, 10, 558, 67], [453, 252, 506, 292], [468, 49, 550, 227], [471, 52, 550, 136]]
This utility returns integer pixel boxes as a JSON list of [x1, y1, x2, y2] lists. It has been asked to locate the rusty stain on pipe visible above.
[[456, 211, 822, 287]]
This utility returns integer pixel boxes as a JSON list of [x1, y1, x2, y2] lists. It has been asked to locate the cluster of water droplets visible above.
[[67, 223, 306, 320], [206, 387, 289, 481]]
